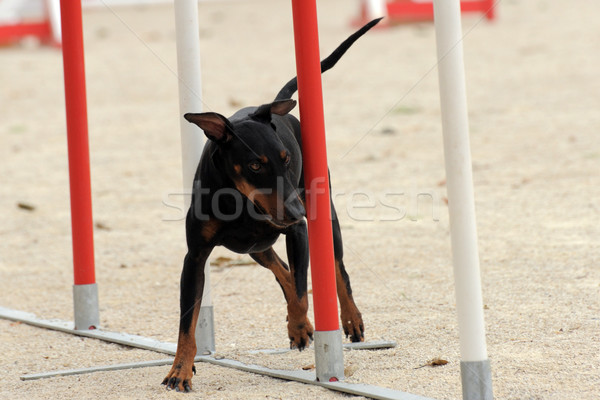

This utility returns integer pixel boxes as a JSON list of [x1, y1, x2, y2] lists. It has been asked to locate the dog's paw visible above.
[[288, 317, 314, 351], [162, 364, 196, 392], [341, 310, 364, 343]]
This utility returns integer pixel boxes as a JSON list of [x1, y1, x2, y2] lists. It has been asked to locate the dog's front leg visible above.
[[163, 247, 212, 392], [250, 244, 314, 350], [284, 220, 314, 350], [250, 221, 313, 350], [331, 204, 365, 342]]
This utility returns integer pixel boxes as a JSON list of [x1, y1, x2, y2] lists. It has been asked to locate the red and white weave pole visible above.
[[290, 0, 344, 382], [59, 0, 99, 330]]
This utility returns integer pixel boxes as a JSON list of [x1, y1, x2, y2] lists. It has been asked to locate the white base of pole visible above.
[[73, 283, 99, 330], [195, 305, 215, 355], [460, 359, 493, 400], [314, 330, 344, 382]]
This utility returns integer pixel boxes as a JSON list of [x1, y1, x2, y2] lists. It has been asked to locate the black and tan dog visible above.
[[163, 18, 382, 392]]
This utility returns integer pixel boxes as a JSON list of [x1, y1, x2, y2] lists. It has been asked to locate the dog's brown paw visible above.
[[341, 310, 364, 343], [288, 317, 314, 351], [162, 363, 196, 392]]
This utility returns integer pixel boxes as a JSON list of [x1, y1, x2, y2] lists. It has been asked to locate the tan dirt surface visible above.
[[1, 0, 598, 399]]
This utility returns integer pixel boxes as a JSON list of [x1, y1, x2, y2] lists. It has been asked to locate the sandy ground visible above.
[[1, 0, 599, 399]]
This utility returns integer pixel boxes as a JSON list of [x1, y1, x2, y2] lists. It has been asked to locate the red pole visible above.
[[59, 0, 96, 286], [290, 0, 339, 332]]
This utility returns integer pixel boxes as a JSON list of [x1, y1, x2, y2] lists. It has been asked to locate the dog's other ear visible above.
[[250, 99, 297, 123], [184, 112, 235, 144], [270, 99, 297, 115]]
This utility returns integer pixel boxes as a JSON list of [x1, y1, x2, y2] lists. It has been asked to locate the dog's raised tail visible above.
[[274, 17, 383, 101]]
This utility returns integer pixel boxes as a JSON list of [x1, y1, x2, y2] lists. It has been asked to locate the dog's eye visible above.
[[283, 154, 291, 165], [248, 162, 262, 172]]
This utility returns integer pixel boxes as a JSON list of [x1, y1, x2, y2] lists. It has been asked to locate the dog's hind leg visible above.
[[163, 246, 213, 392], [251, 222, 313, 350], [331, 204, 365, 342]]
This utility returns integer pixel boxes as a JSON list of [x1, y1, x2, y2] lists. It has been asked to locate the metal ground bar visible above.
[[21, 358, 177, 381], [21, 355, 434, 400], [196, 355, 434, 400], [0, 306, 176, 355], [249, 339, 397, 355], [2, 306, 434, 400], [1, 306, 396, 355]]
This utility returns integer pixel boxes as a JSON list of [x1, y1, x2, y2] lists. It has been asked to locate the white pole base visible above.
[[195, 305, 215, 355], [314, 330, 344, 382], [460, 359, 493, 400], [73, 283, 99, 330]]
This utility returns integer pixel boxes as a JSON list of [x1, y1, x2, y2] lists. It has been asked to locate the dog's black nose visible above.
[[287, 212, 305, 223], [284, 200, 306, 223]]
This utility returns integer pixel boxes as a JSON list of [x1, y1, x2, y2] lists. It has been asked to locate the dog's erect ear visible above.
[[184, 112, 235, 144], [270, 99, 297, 115], [250, 99, 297, 123]]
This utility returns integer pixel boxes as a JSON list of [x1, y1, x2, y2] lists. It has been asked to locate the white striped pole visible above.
[[46, 0, 62, 44], [173, 0, 214, 355], [365, 0, 387, 19], [432, 1, 493, 399]]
